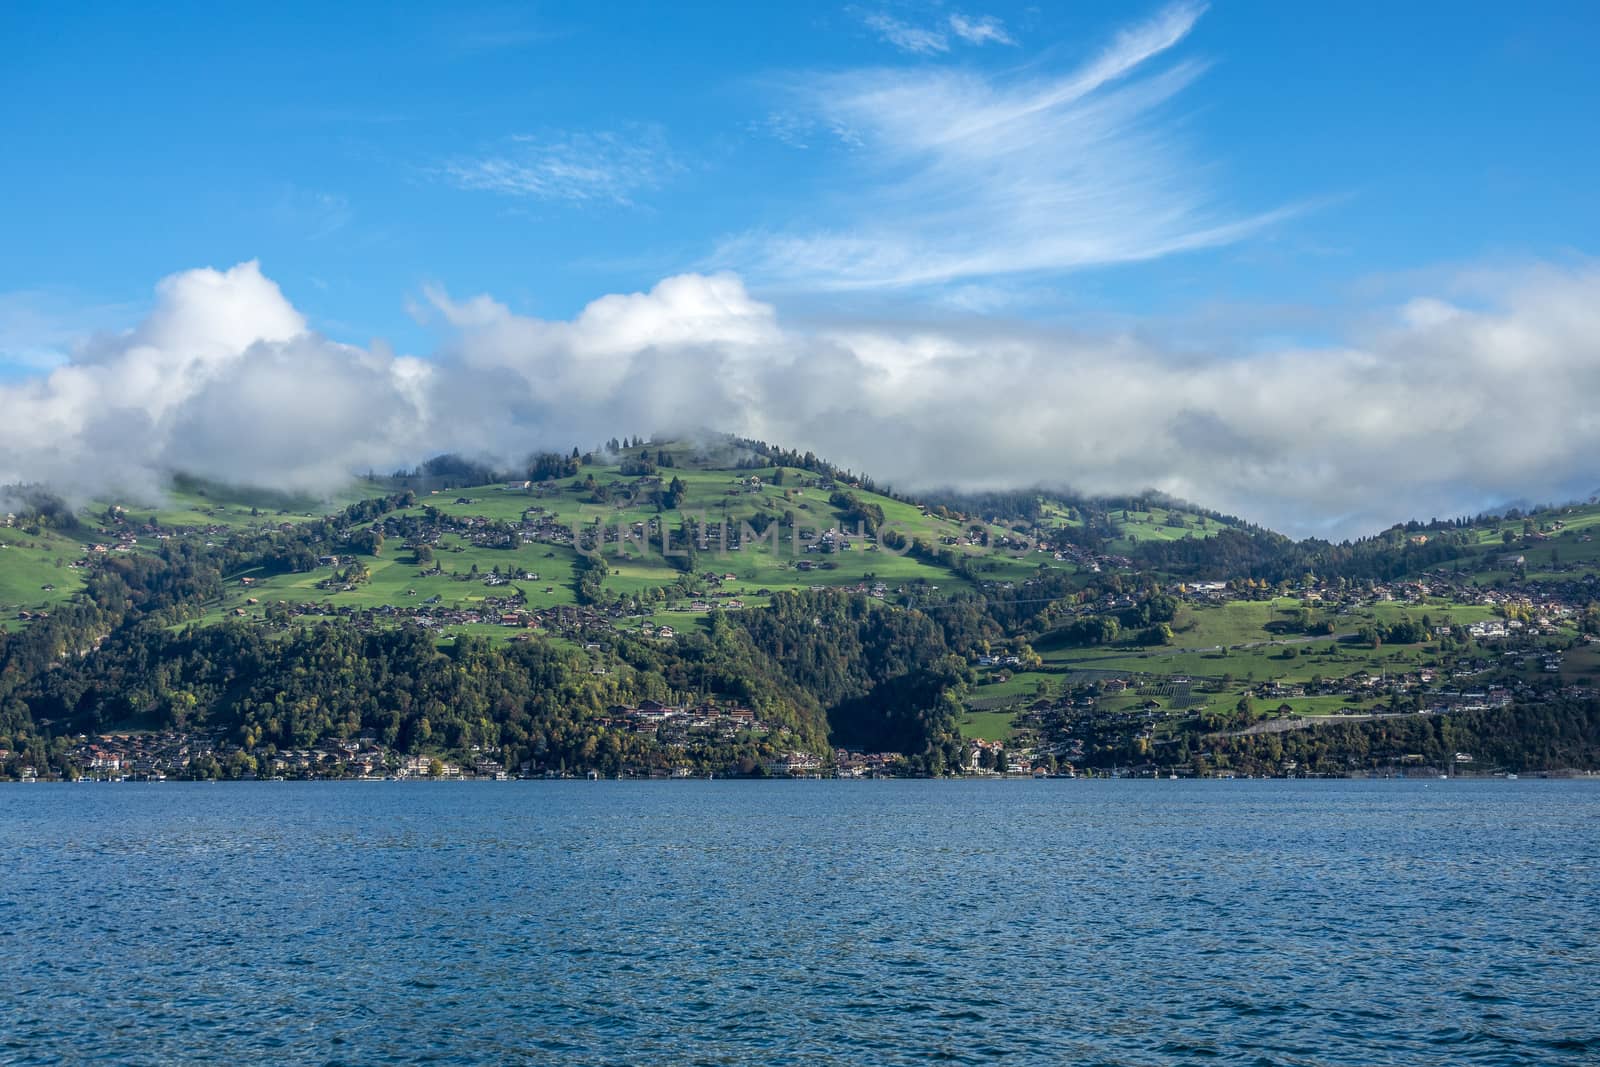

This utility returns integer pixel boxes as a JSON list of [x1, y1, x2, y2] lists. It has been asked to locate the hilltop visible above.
[[6, 434, 1253, 640]]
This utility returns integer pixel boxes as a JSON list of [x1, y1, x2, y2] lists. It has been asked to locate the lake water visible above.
[[2, 780, 1598, 1065]]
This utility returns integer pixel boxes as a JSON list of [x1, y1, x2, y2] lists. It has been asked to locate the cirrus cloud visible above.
[[438, 127, 680, 206], [856, 9, 1017, 55], [727, 2, 1291, 291]]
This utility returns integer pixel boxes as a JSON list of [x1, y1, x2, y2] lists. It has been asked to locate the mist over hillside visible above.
[[5, 261, 1600, 540]]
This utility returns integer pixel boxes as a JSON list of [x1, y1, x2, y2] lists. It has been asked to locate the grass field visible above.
[[1105, 505, 1234, 552], [957, 709, 1019, 742], [0, 526, 90, 618], [953, 593, 1529, 734], [97, 477, 394, 531], [1562, 643, 1600, 683], [1036, 597, 1497, 665], [408, 466, 1049, 609], [423, 465, 1010, 561], [162, 459, 1061, 638], [203, 534, 589, 624]]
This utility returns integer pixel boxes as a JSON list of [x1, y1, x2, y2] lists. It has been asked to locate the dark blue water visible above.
[[2, 781, 1597, 1065]]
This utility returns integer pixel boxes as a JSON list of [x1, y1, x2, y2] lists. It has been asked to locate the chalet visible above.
[[765, 751, 821, 776]]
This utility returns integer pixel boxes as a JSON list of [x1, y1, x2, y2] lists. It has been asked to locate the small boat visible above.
[[1506, 773, 1519, 780]]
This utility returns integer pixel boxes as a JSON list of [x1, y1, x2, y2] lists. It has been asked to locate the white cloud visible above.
[[272, 186, 351, 241], [6, 260, 1600, 539], [861, 12, 951, 55], [725, 2, 1286, 291], [948, 13, 1014, 47], [0, 262, 428, 499], [0, 290, 136, 374], [419, 273, 786, 455], [439, 128, 678, 206], [750, 111, 816, 149], [857, 9, 1017, 55]]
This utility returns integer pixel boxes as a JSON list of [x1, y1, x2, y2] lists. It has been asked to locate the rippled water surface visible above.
[[3, 780, 1598, 1065]]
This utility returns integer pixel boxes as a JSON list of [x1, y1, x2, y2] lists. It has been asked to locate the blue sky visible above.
[[2, 1, 1599, 535], [6, 1, 1596, 339]]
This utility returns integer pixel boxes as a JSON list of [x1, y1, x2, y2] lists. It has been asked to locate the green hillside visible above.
[[1, 436, 1595, 780], [189, 457, 1036, 637], [98, 475, 397, 531], [0, 524, 88, 628]]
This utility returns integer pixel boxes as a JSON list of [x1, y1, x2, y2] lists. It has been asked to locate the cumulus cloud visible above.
[[770, 266, 1600, 537], [4, 259, 1600, 538], [725, 2, 1288, 291], [0, 261, 430, 500]]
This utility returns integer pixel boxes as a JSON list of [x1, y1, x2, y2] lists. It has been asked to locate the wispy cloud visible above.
[[749, 111, 817, 150], [948, 13, 1015, 47], [860, 12, 951, 55], [725, 2, 1288, 291], [273, 186, 351, 241], [438, 10, 555, 55], [856, 8, 1017, 55], [438, 128, 679, 206], [0, 289, 138, 377]]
